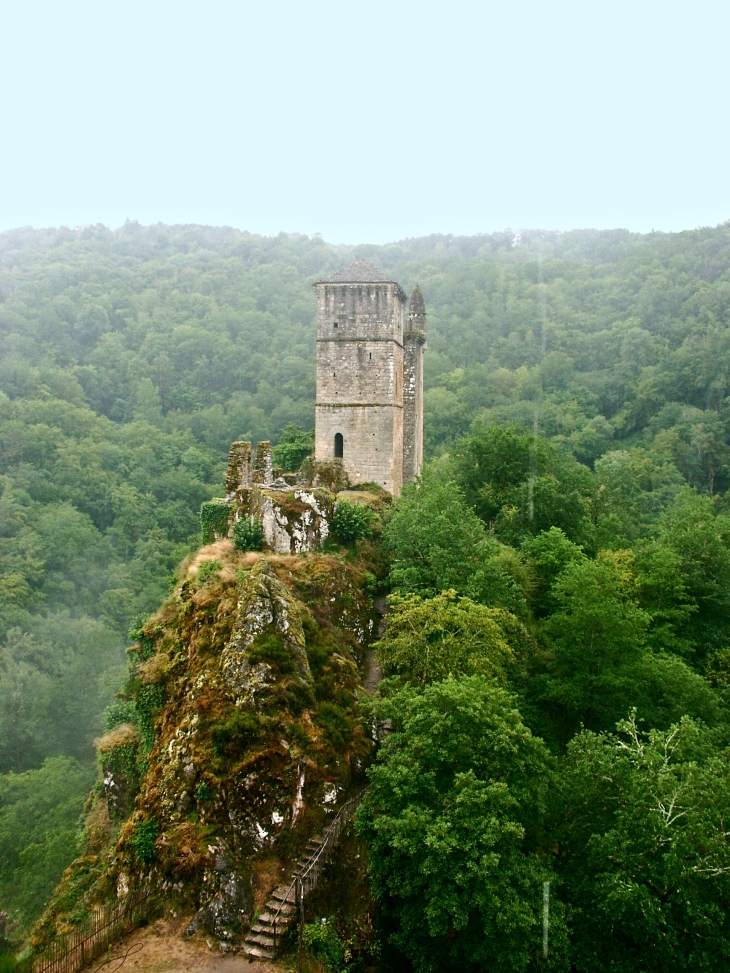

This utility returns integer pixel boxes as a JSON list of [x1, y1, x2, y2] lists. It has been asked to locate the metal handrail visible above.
[[271, 790, 366, 948]]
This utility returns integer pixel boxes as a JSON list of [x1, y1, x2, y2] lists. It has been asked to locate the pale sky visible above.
[[1, 0, 728, 243]]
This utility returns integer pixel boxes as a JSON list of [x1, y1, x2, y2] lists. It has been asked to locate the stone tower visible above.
[[313, 260, 425, 496], [403, 284, 427, 485]]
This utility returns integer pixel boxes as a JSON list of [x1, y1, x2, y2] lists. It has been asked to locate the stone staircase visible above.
[[241, 791, 364, 961], [241, 836, 324, 961]]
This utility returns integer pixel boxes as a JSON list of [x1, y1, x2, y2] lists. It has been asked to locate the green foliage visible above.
[[451, 424, 594, 546], [103, 699, 136, 731], [520, 527, 586, 618], [555, 714, 730, 972], [232, 518, 264, 552], [540, 553, 720, 740], [129, 817, 159, 866], [376, 591, 516, 687], [273, 424, 314, 472], [0, 618, 125, 774], [359, 676, 564, 973], [302, 919, 346, 972], [0, 757, 93, 928], [200, 501, 230, 545], [329, 500, 375, 545]]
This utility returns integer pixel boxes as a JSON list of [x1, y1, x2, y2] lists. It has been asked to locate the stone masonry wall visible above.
[[403, 333, 425, 484]]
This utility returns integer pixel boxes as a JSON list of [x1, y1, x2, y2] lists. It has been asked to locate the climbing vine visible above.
[[129, 818, 159, 866], [135, 685, 166, 753], [200, 500, 230, 544]]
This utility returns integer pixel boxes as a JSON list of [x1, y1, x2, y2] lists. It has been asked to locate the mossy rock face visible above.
[[38, 551, 375, 950], [97, 724, 141, 820], [221, 559, 313, 706]]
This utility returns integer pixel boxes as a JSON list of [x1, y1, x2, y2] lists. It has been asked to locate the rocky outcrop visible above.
[[36, 549, 377, 952]]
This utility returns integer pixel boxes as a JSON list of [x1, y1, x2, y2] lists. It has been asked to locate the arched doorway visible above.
[[334, 433, 343, 458]]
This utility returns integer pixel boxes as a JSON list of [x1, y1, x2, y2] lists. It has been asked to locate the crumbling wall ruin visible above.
[[219, 441, 334, 555]]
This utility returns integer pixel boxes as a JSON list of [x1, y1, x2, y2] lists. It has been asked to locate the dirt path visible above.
[[94, 920, 288, 973]]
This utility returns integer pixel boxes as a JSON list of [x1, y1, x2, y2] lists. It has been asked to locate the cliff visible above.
[[32, 535, 385, 955]]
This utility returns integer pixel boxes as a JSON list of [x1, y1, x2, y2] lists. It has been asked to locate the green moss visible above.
[[248, 630, 295, 674], [315, 703, 353, 748], [210, 709, 262, 757]]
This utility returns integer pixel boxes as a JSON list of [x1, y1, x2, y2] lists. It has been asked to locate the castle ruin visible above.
[[313, 260, 426, 496]]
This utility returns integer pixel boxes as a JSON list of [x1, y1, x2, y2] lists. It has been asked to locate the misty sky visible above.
[[1, 0, 728, 243]]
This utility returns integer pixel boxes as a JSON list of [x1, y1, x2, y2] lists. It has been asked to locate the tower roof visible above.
[[316, 260, 396, 284], [409, 284, 426, 316]]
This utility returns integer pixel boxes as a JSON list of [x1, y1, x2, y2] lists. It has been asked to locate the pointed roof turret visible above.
[[316, 260, 394, 284], [408, 284, 426, 317]]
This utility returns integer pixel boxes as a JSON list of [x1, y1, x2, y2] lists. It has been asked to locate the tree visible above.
[[358, 677, 565, 973], [655, 489, 730, 663], [0, 757, 93, 928], [539, 554, 720, 741], [383, 474, 528, 616], [272, 424, 314, 472], [521, 527, 586, 618], [375, 591, 518, 687], [451, 424, 594, 547], [555, 714, 730, 972], [329, 500, 375, 545]]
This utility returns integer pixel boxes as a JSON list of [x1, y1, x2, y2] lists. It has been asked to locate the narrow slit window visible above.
[[334, 433, 344, 458], [369, 352, 372, 359]]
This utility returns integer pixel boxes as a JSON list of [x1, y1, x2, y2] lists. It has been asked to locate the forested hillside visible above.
[[2, 219, 730, 943]]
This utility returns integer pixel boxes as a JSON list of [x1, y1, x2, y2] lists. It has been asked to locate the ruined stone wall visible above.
[[314, 281, 405, 495]]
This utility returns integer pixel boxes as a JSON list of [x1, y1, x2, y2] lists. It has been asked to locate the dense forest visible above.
[[3, 220, 730, 968]]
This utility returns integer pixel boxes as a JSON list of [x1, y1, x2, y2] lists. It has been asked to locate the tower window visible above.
[[333, 322, 339, 328], [369, 352, 372, 359], [334, 433, 344, 458]]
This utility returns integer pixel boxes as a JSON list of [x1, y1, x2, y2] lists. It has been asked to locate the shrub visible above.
[[302, 919, 345, 972], [196, 559, 222, 586], [232, 518, 265, 552], [103, 699, 136, 731], [330, 500, 374, 545]]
